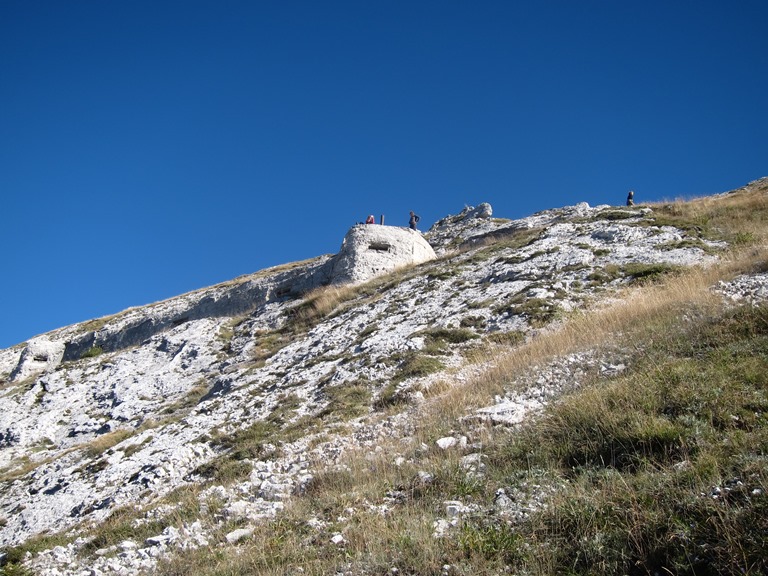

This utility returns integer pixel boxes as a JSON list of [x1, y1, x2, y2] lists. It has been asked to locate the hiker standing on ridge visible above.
[[409, 211, 421, 230], [626, 190, 635, 206], [365, 214, 375, 224]]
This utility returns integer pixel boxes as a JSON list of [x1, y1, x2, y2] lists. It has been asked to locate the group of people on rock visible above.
[[360, 192, 634, 233], [363, 211, 421, 230]]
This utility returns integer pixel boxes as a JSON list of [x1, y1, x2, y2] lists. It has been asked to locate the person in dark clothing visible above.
[[409, 211, 420, 230], [626, 190, 635, 206]]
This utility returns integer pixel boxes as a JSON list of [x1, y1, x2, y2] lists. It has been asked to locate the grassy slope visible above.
[[4, 182, 768, 576], [152, 185, 768, 574]]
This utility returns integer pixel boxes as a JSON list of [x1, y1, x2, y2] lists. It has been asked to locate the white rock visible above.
[[225, 500, 251, 519], [436, 437, 458, 450], [432, 518, 452, 538], [328, 224, 436, 285], [9, 337, 65, 382], [463, 203, 493, 219], [416, 470, 434, 485], [225, 527, 254, 544], [118, 540, 137, 551], [444, 501, 464, 518]]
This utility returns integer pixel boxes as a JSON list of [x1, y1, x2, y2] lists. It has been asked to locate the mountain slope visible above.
[[1, 178, 767, 575]]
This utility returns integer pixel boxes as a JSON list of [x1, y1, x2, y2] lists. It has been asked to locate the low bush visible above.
[[80, 345, 103, 359]]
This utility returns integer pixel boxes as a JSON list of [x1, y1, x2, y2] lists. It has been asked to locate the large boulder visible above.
[[327, 224, 437, 285], [10, 338, 65, 382]]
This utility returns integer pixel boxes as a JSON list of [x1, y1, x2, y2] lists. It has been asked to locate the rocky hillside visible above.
[[1, 179, 766, 575]]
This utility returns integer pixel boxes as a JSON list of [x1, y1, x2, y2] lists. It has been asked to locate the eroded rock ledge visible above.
[[8, 221, 441, 380]]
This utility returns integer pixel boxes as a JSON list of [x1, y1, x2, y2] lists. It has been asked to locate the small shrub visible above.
[[414, 328, 478, 355], [426, 269, 458, 281], [496, 296, 561, 328], [374, 381, 406, 410], [733, 231, 756, 245], [374, 351, 446, 409], [217, 323, 235, 353], [122, 436, 153, 459], [459, 315, 486, 329], [392, 353, 445, 383], [192, 455, 252, 483], [250, 329, 294, 366], [587, 263, 681, 287], [421, 327, 477, 344], [466, 298, 494, 309], [209, 420, 279, 461], [486, 331, 525, 347], [459, 522, 524, 564], [622, 262, 682, 284], [318, 380, 372, 421], [266, 393, 302, 426], [80, 346, 104, 359]]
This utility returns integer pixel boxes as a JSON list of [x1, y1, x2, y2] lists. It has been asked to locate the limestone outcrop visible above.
[[4, 223, 438, 376], [9, 337, 65, 382], [326, 224, 437, 285]]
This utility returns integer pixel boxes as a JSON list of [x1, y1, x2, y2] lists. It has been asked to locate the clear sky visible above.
[[1, 1, 766, 349]]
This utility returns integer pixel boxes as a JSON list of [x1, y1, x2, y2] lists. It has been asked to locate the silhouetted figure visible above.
[[626, 190, 635, 206], [409, 211, 420, 230]]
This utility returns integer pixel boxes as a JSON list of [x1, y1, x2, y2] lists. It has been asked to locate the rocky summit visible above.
[[0, 181, 766, 575]]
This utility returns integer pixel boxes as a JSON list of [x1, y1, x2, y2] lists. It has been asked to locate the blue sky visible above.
[[1, 1, 766, 349]]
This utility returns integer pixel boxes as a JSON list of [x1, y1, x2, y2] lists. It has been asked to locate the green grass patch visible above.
[[415, 327, 478, 354], [356, 323, 379, 340], [588, 262, 682, 287], [249, 329, 295, 366], [392, 352, 445, 383], [495, 294, 562, 328], [459, 315, 486, 329], [478, 303, 768, 575], [486, 330, 525, 347], [209, 420, 280, 462], [622, 262, 683, 283], [162, 379, 210, 415], [595, 209, 641, 220], [463, 227, 545, 264], [318, 380, 372, 421], [374, 352, 446, 410], [266, 393, 302, 426], [79, 345, 104, 359]]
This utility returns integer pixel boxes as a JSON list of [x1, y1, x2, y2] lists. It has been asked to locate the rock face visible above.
[[327, 224, 437, 284], [4, 223, 436, 377]]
